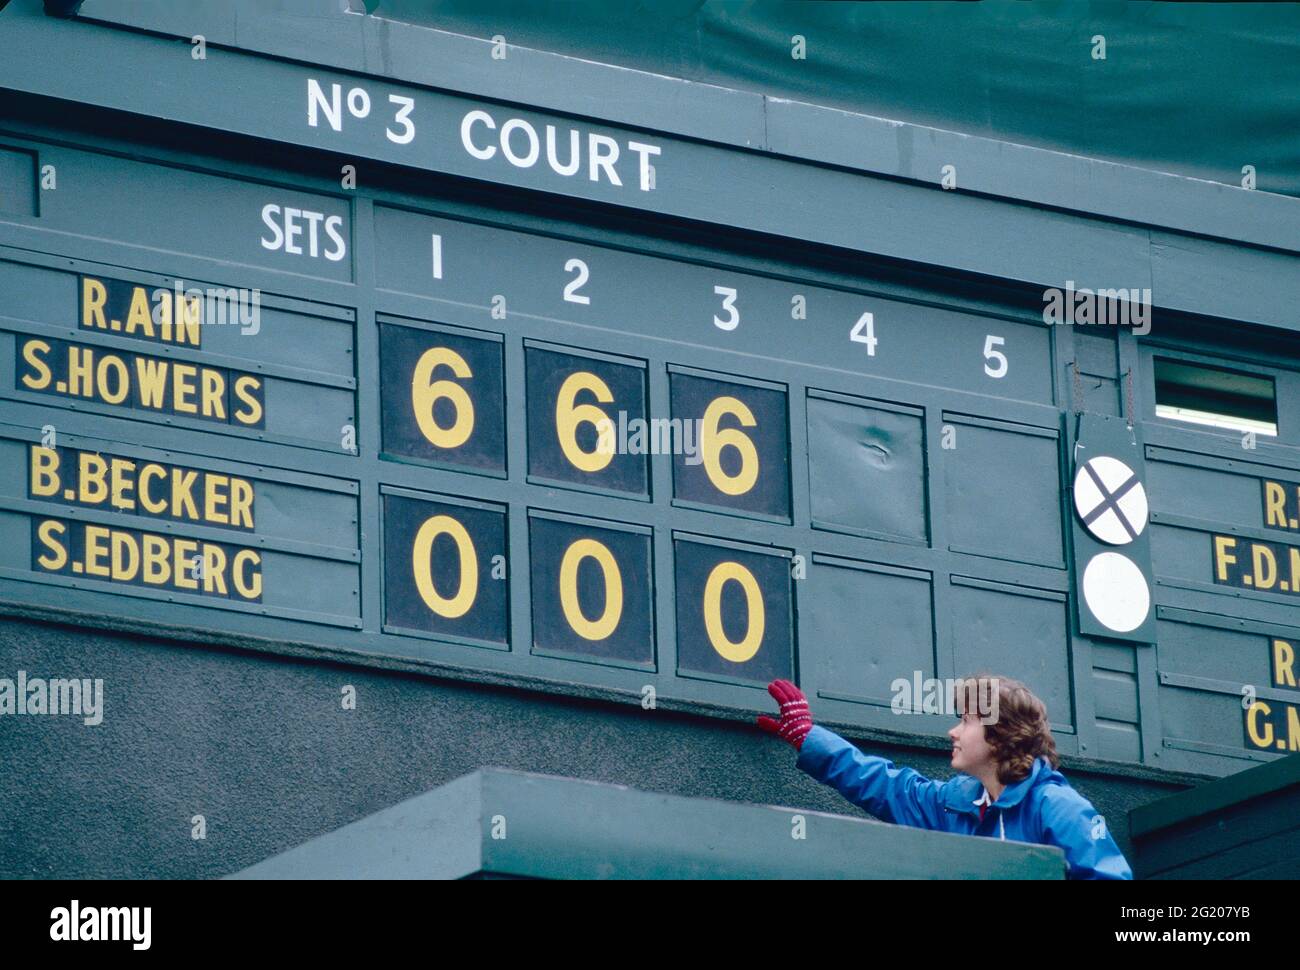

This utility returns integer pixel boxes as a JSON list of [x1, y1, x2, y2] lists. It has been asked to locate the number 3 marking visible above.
[[713, 286, 739, 331], [386, 95, 415, 144]]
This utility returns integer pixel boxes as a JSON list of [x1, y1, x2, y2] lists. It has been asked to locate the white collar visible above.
[[974, 788, 1007, 839]]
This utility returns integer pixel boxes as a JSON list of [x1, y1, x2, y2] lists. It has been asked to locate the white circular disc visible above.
[[1082, 552, 1151, 633], [1073, 455, 1148, 545]]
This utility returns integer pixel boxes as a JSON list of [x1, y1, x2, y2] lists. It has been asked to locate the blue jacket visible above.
[[796, 726, 1133, 879]]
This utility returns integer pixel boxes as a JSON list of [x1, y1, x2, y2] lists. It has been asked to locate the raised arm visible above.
[[759, 679, 948, 830]]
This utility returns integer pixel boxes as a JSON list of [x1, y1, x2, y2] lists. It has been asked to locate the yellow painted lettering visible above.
[[110, 458, 136, 511], [142, 534, 170, 585], [138, 464, 168, 514], [124, 286, 155, 338], [19, 339, 52, 391], [29, 446, 60, 497], [1213, 535, 1237, 582], [1252, 543, 1278, 590], [83, 525, 111, 578], [177, 294, 201, 346], [134, 356, 169, 409], [559, 538, 623, 640], [232, 375, 263, 426], [111, 530, 140, 582], [702, 560, 765, 663], [1273, 639, 1297, 688], [203, 474, 229, 525], [173, 538, 198, 589], [172, 363, 198, 414], [1246, 702, 1274, 748], [1264, 482, 1288, 528], [229, 477, 254, 529], [172, 470, 199, 521], [78, 452, 108, 505], [203, 544, 228, 595], [96, 354, 129, 405], [200, 369, 226, 419], [35, 520, 67, 570], [82, 278, 108, 330], [412, 514, 477, 618], [66, 345, 93, 397], [232, 549, 261, 600]]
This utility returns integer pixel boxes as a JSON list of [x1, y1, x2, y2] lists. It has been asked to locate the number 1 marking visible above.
[[850, 311, 877, 356], [432, 234, 443, 280]]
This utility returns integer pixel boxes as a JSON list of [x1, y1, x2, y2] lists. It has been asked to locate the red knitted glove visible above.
[[757, 679, 813, 750]]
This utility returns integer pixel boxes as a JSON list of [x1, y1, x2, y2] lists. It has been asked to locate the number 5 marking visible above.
[[983, 335, 1008, 378], [850, 311, 877, 355]]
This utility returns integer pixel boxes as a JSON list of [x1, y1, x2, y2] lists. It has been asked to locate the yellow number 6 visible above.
[[412, 347, 474, 449], [555, 371, 616, 473], [701, 396, 758, 496]]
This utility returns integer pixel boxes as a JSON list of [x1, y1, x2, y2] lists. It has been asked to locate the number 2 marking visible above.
[[850, 312, 877, 355], [564, 258, 591, 305]]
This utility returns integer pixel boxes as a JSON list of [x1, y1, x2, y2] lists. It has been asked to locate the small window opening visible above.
[[1153, 357, 1277, 436]]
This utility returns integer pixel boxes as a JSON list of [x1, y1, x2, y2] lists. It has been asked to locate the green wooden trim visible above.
[[1130, 754, 1300, 839], [229, 767, 1067, 879]]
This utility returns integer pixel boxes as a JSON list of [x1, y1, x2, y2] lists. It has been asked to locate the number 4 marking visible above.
[[850, 311, 877, 355]]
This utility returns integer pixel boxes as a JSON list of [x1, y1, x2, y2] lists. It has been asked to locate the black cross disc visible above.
[[1082, 461, 1141, 542]]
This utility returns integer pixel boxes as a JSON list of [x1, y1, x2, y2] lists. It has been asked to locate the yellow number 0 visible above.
[[412, 514, 477, 619], [555, 371, 616, 473], [703, 560, 765, 662], [701, 396, 758, 496], [559, 538, 623, 641], [412, 347, 474, 449]]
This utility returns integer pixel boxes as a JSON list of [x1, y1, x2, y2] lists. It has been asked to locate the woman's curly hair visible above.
[[952, 672, 1059, 782]]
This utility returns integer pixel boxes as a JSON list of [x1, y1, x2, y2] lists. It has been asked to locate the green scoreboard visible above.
[[1, 0, 1299, 782]]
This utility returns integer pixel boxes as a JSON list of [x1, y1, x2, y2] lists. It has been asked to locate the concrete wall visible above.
[[0, 614, 1187, 878]]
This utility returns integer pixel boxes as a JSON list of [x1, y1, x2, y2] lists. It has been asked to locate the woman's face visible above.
[[948, 709, 995, 774]]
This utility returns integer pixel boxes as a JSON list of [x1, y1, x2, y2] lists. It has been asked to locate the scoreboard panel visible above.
[[0, 423, 360, 626], [1, 38, 1297, 782]]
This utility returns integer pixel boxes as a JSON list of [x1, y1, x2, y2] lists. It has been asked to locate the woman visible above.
[[758, 675, 1133, 879]]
